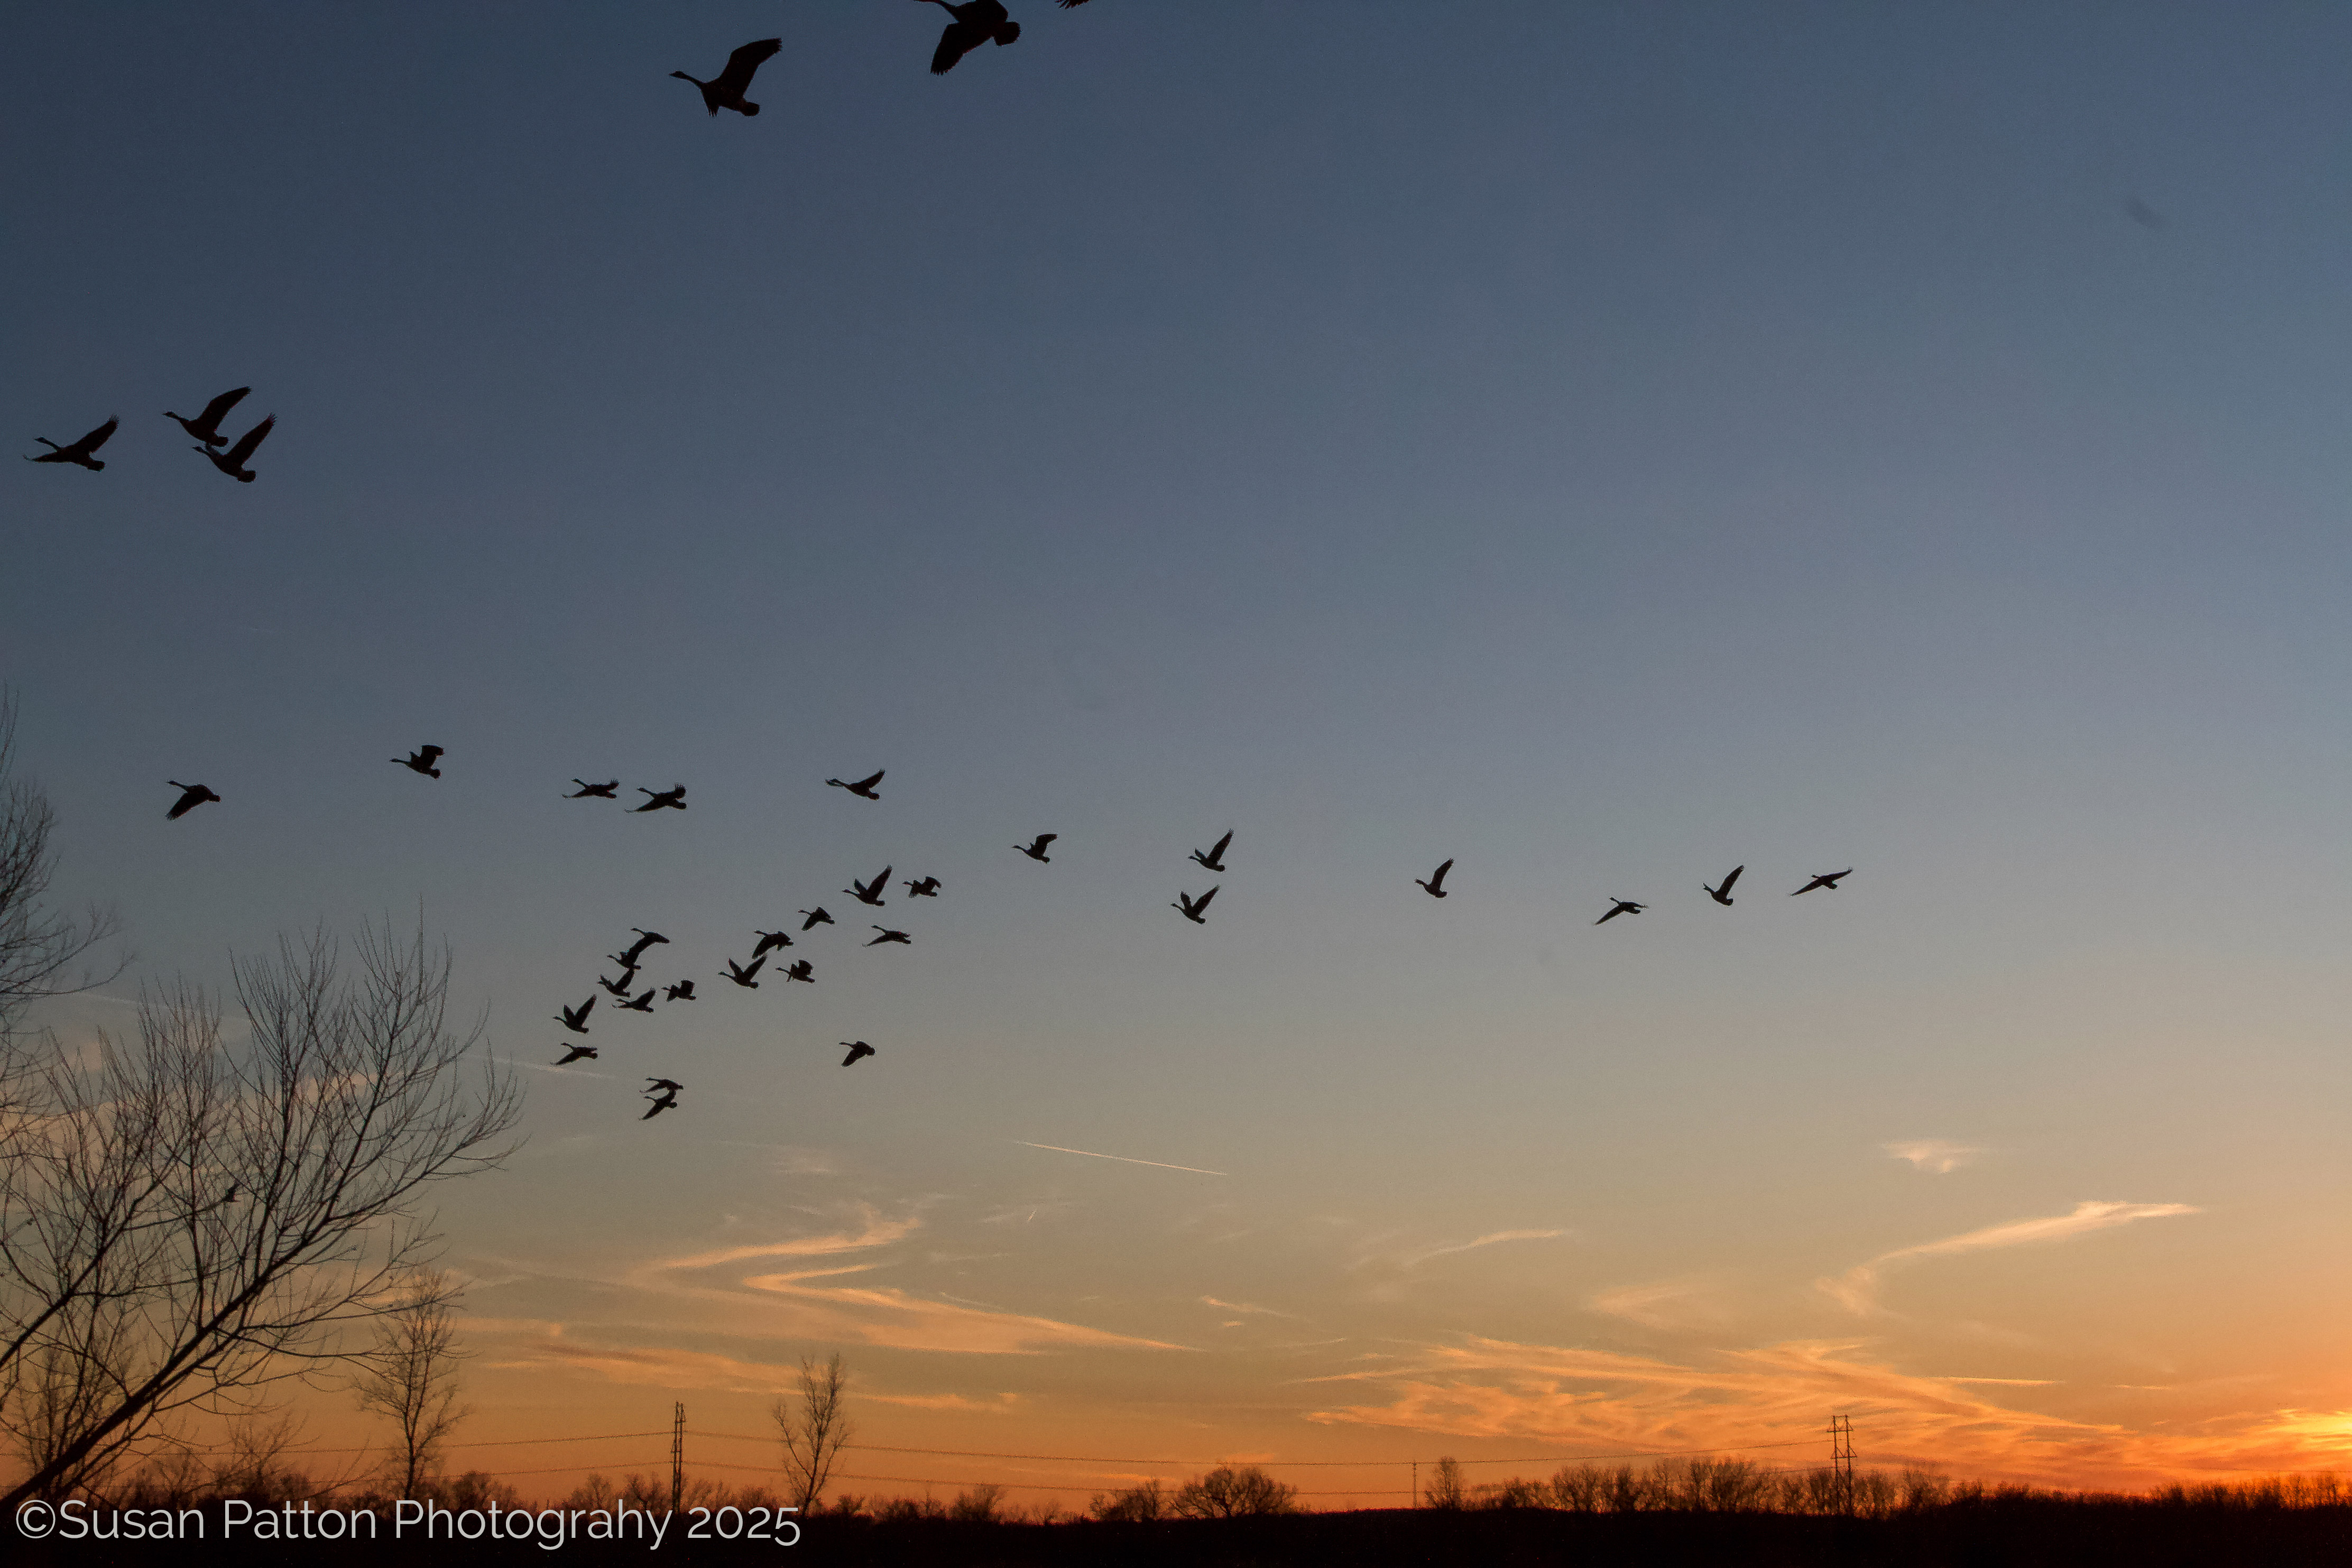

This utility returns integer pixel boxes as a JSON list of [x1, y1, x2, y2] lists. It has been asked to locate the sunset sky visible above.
[[10, 1, 2352, 1506]]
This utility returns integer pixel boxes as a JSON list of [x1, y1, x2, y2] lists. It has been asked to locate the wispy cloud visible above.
[[1202, 1296, 1309, 1322], [1403, 1229, 1570, 1268], [1589, 1278, 1728, 1332], [737, 1266, 1193, 1354], [1819, 1200, 2202, 1315], [1884, 1139, 1986, 1174], [1013, 1141, 1226, 1176], [647, 1209, 920, 1275]]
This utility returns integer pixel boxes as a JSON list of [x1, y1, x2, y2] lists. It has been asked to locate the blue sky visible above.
[[8, 1, 2352, 1500]]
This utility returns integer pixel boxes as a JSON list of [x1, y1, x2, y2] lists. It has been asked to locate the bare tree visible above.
[[353, 1270, 472, 1497], [771, 1352, 853, 1512], [0, 686, 123, 1059], [1172, 1464, 1297, 1518], [1423, 1455, 1468, 1509], [0, 924, 520, 1505]]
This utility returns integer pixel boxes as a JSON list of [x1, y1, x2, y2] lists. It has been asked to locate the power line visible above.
[[683, 1430, 1822, 1468]]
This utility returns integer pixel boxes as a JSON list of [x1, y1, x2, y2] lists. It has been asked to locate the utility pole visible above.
[[1829, 1414, 1855, 1515], [1412, 1460, 1418, 1509], [671, 1401, 685, 1515]]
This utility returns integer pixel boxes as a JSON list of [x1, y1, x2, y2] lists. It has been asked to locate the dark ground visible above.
[[15, 1501, 2352, 1566]]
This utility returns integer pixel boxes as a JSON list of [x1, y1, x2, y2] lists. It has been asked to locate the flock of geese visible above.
[[48, 7, 1867, 1126], [25, 6, 1102, 471], [154, 749, 1855, 1124]]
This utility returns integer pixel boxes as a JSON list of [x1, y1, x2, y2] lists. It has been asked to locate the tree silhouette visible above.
[[1173, 1464, 1297, 1518], [772, 1352, 853, 1513], [353, 1270, 472, 1497]]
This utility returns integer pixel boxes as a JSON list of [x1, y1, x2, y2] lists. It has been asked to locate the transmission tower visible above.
[[670, 1401, 685, 1515], [1829, 1413, 1855, 1514]]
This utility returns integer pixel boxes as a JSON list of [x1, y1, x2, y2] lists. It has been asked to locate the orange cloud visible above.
[[1820, 1200, 2202, 1315]]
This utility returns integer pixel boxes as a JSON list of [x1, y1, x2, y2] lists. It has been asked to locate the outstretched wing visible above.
[[1430, 859, 1453, 889], [1035, 834, 1057, 850], [718, 36, 782, 95], [76, 417, 119, 454], [933, 19, 984, 74], [1596, 906, 1622, 924], [743, 954, 767, 979], [200, 386, 251, 426], [854, 770, 884, 792], [1208, 830, 1233, 860], [1193, 885, 1219, 915], [225, 414, 275, 464], [1719, 864, 1744, 894]]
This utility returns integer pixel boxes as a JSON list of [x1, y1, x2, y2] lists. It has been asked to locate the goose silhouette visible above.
[[166, 781, 220, 819], [920, 0, 1020, 75], [634, 785, 687, 811], [866, 927, 911, 947], [567, 779, 619, 799], [27, 417, 117, 471], [641, 1090, 680, 1120], [164, 386, 249, 447], [392, 745, 444, 779], [751, 930, 794, 960], [721, 955, 768, 988], [616, 989, 656, 1013], [1792, 869, 1852, 895], [555, 997, 595, 1034], [782, 959, 814, 983], [672, 37, 781, 117], [798, 908, 834, 931], [903, 876, 940, 898], [1173, 887, 1218, 925], [846, 868, 891, 906], [199, 414, 274, 481], [1016, 834, 1057, 863], [663, 981, 696, 1002], [1705, 865, 1744, 906], [1190, 831, 1232, 873], [553, 1044, 598, 1065], [1416, 859, 1453, 898], [827, 770, 884, 799], [1595, 899, 1645, 925], [840, 1040, 875, 1067]]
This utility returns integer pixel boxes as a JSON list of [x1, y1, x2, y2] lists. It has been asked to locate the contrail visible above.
[[1014, 1141, 1226, 1176]]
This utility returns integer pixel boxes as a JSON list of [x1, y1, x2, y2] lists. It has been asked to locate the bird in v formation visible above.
[[672, 37, 781, 117]]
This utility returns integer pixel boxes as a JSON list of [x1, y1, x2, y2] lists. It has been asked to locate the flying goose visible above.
[[634, 785, 687, 811], [27, 417, 117, 471], [920, 0, 1020, 75], [866, 926, 911, 946], [1190, 831, 1232, 873], [1792, 869, 1852, 895], [645, 1077, 684, 1095], [799, 908, 834, 930], [1016, 833, 1057, 863], [846, 867, 891, 906], [199, 413, 274, 481], [826, 769, 884, 799], [721, 955, 767, 988], [392, 745, 444, 778], [782, 958, 814, 983], [555, 997, 595, 1034], [1416, 859, 1453, 898], [1173, 887, 1218, 924], [1595, 899, 1645, 925], [672, 37, 783, 116], [1705, 865, 1744, 906], [903, 876, 940, 897], [553, 1044, 598, 1065], [751, 930, 794, 959], [567, 779, 619, 799], [620, 929, 669, 965], [166, 781, 220, 819], [642, 1090, 680, 1120], [164, 386, 250, 447], [840, 1040, 875, 1066], [663, 980, 696, 1002], [616, 989, 656, 1013], [596, 973, 637, 1000]]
